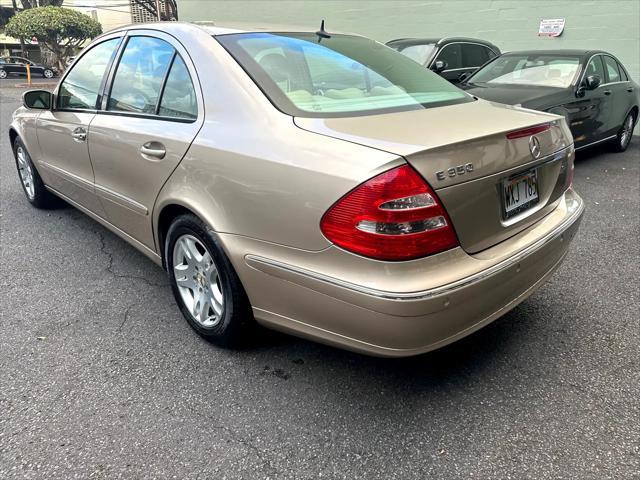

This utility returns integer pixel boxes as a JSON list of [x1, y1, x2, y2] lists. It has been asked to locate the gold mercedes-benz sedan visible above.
[[10, 22, 584, 357]]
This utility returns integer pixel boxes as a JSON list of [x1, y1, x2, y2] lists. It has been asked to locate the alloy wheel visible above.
[[44, 69, 54, 78], [16, 146, 35, 199], [172, 234, 224, 327], [620, 114, 634, 149], [0, 70, 7, 79]]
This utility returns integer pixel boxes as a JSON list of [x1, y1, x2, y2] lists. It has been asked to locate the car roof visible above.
[[498, 49, 608, 58], [387, 37, 499, 48], [108, 21, 352, 37]]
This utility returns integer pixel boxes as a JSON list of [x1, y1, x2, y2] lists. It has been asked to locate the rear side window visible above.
[[397, 43, 436, 65], [435, 44, 462, 69], [58, 38, 120, 110], [618, 62, 629, 81], [108, 36, 174, 114], [462, 44, 493, 68], [603, 56, 620, 83], [158, 56, 197, 119]]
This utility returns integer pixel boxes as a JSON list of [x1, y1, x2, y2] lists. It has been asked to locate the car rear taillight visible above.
[[506, 123, 551, 139], [320, 165, 459, 261]]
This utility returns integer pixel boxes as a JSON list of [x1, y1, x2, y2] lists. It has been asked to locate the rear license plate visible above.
[[502, 169, 539, 219]]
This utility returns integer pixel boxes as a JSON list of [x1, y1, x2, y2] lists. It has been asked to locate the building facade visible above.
[[0, 0, 177, 60], [178, 0, 640, 86]]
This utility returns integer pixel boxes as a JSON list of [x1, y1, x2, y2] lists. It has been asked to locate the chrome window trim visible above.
[[576, 53, 631, 89], [101, 28, 203, 123], [246, 191, 584, 302], [431, 41, 499, 69], [54, 32, 124, 112]]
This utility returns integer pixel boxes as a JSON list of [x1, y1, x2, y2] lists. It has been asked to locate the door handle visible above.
[[603, 90, 612, 96], [140, 141, 166, 159], [71, 126, 86, 142], [627, 87, 634, 93]]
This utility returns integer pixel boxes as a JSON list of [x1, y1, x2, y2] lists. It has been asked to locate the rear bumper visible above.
[[224, 189, 584, 357]]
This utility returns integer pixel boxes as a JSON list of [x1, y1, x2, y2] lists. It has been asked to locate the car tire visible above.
[[166, 213, 255, 347], [611, 111, 636, 152], [13, 137, 60, 209], [0, 69, 7, 79], [43, 69, 54, 78]]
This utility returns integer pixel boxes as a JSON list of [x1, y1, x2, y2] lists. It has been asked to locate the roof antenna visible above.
[[316, 19, 331, 42]]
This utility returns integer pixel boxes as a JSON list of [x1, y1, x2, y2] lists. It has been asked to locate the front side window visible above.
[[585, 56, 606, 81], [435, 44, 462, 69], [470, 54, 581, 88], [217, 33, 470, 117], [158, 56, 197, 119], [603, 56, 620, 83], [108, 36, 174, 114], [58, 38, 120, 110]]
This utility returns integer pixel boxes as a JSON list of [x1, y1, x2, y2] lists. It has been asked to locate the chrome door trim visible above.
[[245, 192, 584, 302], [94, 183, 148, 215], [575, 134, 617, 150], [39, 161, 94, 193]]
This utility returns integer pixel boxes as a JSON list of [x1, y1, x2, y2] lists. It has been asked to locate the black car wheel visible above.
[[43, 69, 54, 79], [165, 213, 255, 347], [13, 137, 60, 209], [0, 69, 7, 79], [612, 111, 636, 152]]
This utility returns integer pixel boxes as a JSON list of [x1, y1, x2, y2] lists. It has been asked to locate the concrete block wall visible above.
[[179, 0, 640, 133], [179, 0, 639, 82]]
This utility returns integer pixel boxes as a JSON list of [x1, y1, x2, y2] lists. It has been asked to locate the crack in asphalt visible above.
[[185, 403, 279, 477], [95, 230, 169, 288], [118, 304, 135, 332]]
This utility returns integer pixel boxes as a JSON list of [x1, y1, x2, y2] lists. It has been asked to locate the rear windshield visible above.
[[470, 54, 582, 88], [216, 32, 471, 117]]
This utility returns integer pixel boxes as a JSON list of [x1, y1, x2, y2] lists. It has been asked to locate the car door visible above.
[[35, 35, 122, 214], [88, 31, 204, 250], [27, 60, 45, 77], [602, 55, 631, 134], [7, 57, 25, 75], [563, 54, 611, 147]]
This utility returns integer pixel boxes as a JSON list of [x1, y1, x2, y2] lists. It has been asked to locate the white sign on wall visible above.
[[538, 18, 566, 37]]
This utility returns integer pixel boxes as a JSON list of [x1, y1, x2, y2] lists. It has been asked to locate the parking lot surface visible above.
[[1, 85, 639, 479]]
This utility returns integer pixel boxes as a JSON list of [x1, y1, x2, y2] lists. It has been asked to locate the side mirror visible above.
[[23, 90, 52, 110], [585, 74, 602, 90], [431, 60, 448, 73]]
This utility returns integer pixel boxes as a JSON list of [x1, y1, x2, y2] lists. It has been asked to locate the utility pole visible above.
[[155, 0, 161, 20]]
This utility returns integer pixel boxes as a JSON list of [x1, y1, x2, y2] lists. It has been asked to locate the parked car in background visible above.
[[10, 23, 584, 357], [387, 37, 500, 84], [462, 50, 639, 152], [0, 56, 56, 79]]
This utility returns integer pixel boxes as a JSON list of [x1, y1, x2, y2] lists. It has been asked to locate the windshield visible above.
[[217, 33, 470, 117], [470, 54, 581, 88], [394, 43, 436, 65]]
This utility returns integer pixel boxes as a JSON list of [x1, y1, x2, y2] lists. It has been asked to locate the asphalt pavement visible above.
[[1, 84, 639, 479]]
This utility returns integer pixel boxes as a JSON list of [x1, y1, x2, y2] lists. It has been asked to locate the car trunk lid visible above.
[[295, 100, 574, 253]]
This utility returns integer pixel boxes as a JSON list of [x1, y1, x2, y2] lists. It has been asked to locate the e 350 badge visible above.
[[435, 163, 474, 181]]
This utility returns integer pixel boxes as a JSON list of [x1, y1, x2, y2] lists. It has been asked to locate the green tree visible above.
[[5, 6, 101, 71]]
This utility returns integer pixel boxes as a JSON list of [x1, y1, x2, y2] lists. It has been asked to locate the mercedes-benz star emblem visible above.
[[529, 135, 541, 159]]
